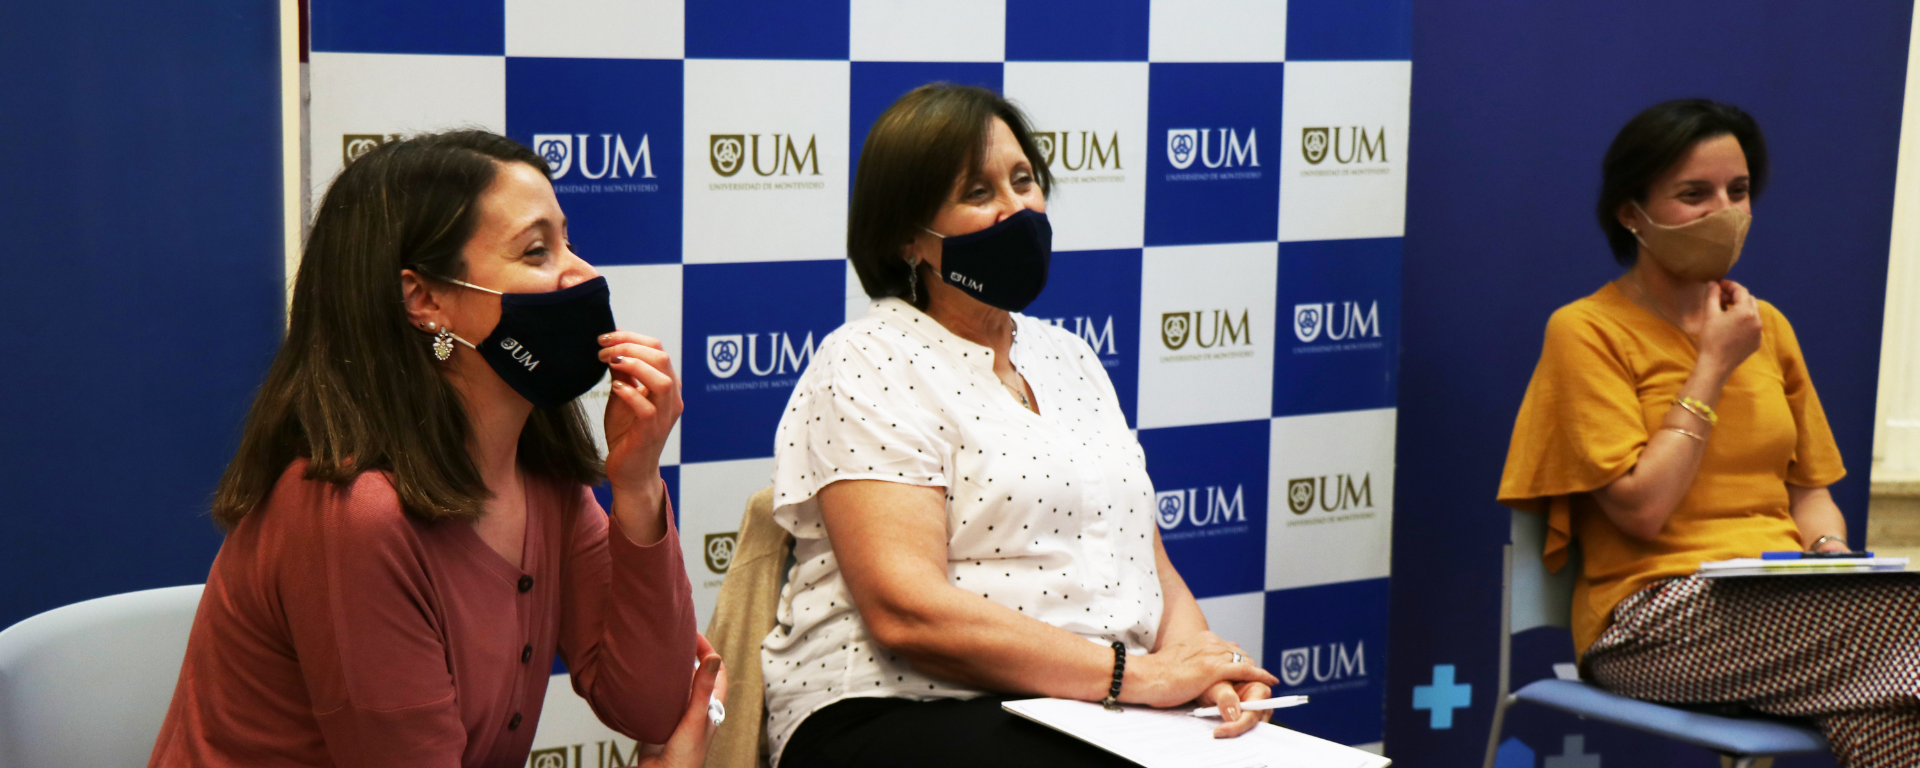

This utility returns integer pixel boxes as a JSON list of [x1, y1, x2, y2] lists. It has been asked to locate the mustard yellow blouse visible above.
[[1498, 283, 1846, 657]]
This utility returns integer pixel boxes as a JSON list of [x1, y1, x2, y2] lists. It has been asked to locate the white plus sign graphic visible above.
[[1543, 734, 1600, 768]]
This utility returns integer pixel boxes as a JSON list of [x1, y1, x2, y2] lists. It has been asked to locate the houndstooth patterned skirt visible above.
[[1583, 574, 1920, 766]]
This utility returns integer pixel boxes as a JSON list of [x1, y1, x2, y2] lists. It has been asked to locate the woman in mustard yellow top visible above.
[[1499, 99, 1920, 766]]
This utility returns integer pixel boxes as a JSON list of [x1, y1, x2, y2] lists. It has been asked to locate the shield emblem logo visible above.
[[710, 135, 746, 177], [1294, 303, 1324, 343], [529, 748, 568, 768], [1301, 127, 1330, 165], [704, 532, 738, 574], [342, 134, 389, 165], [706, 334, 744, 379], [532, 134, 574, 178], [1031, 132, 1057, 167], [1287, 478, 1316, 515], [1166, 129, 1198, 170], [1160, 312, 1191, 350], [1154, 491, 1185, 531], [1280, 647, 1312, 687]]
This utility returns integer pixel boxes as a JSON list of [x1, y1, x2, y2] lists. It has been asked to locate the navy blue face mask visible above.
[[922, 208, 1052, 312], [435, 275, 617, 410]]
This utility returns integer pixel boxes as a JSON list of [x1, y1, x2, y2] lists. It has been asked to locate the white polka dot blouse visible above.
[[760, 298, 1165, 764]]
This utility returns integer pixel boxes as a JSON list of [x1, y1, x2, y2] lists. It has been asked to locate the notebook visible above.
[[1001, 697, 1391, 768], [1697, 556, 1911, 578]]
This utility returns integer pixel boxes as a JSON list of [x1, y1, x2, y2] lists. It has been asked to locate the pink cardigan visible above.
[[150, 460, 697, 767]]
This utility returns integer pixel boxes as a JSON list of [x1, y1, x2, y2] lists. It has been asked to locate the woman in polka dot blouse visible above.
[[760, 84, 1279, 768]]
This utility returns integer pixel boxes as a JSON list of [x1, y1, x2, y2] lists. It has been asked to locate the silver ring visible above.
[[1230, 651, 1244, 665]]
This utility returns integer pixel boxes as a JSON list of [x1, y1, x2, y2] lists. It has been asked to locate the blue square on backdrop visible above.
[[1263, 578, 1389, 745], [507, 58, 682, 265], [1006, 0, 1150, 61], [1145, 63, 1283, 246], [1136, 420, 1268, 598], [1021, 248, 1141, 427], [686, 0, 849, 60], [1287, 0, 1413, 61], [589, 465, 680, 527], [850, 63, 1005, 180], [309, 0, 502, 55], [683, 261, 846, 463], [1274, 238, 1401, 417]]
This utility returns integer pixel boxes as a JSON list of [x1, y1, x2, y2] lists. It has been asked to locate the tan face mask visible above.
[[1630, 202, 1752, 281]]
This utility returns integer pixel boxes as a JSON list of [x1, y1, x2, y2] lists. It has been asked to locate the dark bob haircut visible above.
[[1596, 98, 1769, 266], [211, 130, 604, 529], [848, 83, 1053, 308]]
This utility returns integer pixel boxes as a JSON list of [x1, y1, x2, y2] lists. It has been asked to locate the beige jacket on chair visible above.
[[703, 487, 791, 768]]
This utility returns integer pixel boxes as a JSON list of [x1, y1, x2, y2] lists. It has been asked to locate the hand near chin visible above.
[[598, 331, 682, 502]]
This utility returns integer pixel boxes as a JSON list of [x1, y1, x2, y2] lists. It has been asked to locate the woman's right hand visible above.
[[1122, 631, 1278, 709], [1695, 280, 1762, 375], [635, 655, 725, 768]]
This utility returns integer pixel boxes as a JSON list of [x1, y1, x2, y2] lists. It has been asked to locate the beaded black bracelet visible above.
[[1100, 640, 1126, 711]]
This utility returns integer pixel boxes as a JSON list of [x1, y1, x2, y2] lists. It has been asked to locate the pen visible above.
[[1189, 695, 1309, 718]]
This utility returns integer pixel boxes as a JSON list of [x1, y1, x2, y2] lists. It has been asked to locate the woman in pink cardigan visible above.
[[149, 130, 719, 768]]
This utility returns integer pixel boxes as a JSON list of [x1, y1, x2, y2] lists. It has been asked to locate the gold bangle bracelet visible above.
[[1674, 396, 1719, 426], [1663, 427, 1706, 442]]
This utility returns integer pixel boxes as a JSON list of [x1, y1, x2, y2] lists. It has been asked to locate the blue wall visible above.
[[0, 1, 283, 629], [1390, 1, 1910, 764]]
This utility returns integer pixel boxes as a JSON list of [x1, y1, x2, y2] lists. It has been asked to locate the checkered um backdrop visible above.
[[306, 0, 1411, 758]]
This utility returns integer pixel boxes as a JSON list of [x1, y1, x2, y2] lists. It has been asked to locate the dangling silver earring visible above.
[[906, 257, 921, 304], [429, 322, 455, 361]]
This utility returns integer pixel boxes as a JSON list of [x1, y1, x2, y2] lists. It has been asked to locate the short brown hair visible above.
[[210, 130, 604, 529], [847, 83, 1053, 308]]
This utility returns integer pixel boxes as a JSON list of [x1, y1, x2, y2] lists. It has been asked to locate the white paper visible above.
[[1697, 557, 1911, 578], [1002, 698, 1390, 768]]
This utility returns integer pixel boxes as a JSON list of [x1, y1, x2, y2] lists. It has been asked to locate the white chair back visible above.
[[0, 585, 203, 768], [1510, 509, 1577, 634]]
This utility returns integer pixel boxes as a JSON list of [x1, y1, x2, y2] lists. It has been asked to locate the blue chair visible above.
[[1483, 511, 1827, 768], [0, 585, 203, 768]]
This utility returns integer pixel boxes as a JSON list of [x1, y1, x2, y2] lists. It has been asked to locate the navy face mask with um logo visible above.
[[922, 208, 1052, 312], [434, 275, 617, 410]]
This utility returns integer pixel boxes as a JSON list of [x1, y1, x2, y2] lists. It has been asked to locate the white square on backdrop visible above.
[[851, 0, 1006, 62], [1278, 61, 1412, 242], [505, 0, 684, 59], [1136, 242, 1278, 429], [582, 264, 683, 467], [1003, 62, 1148, 251], [1148, 0, 1287, 62], [1196, 591, 1265, 662], [677, 457, 777, 628], [1266, 408, 1397, 591], [682, 60, 851, 263], [308, 53, 505, 207]]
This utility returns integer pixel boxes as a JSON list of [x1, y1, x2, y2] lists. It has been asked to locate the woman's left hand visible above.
[[599, 331, 682, 507], [1201, 678, 1272, 739]]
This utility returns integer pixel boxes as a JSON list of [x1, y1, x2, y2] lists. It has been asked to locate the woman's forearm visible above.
[[861, 580, 1128, 701], [1789, 484, 1848, 549], [1592, 358, 1729, 539], [1151, 529, 1210, 649]]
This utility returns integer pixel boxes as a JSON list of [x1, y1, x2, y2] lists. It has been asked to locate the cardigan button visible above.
[[518, 575, 534, 593], [509, 713, 523, 730], [521, 644, 534, 663]]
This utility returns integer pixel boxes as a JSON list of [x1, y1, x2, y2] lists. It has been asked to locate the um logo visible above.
[[531, 133, 655, 180], [706, 332, 817, 379], [1153, 485, 1247, 531], [1042, 316, 1118, 356], [1293, 301, 1380, 343], [1301, 127, 1387, 165], [342, 133, 402, 165], [704, 532, 737, 574], [529, 739, 645, 768], [1160, 310, 1252, 350], [1166, 128, 1257, 170], [708, 133, 820, 178], [1033, 131, 1122, 171], [1279, 642, 1365, 687], [1286, 474, 1373, 515]]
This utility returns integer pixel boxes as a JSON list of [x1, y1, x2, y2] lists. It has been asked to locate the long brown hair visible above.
[[211, 130, 603, 529]]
